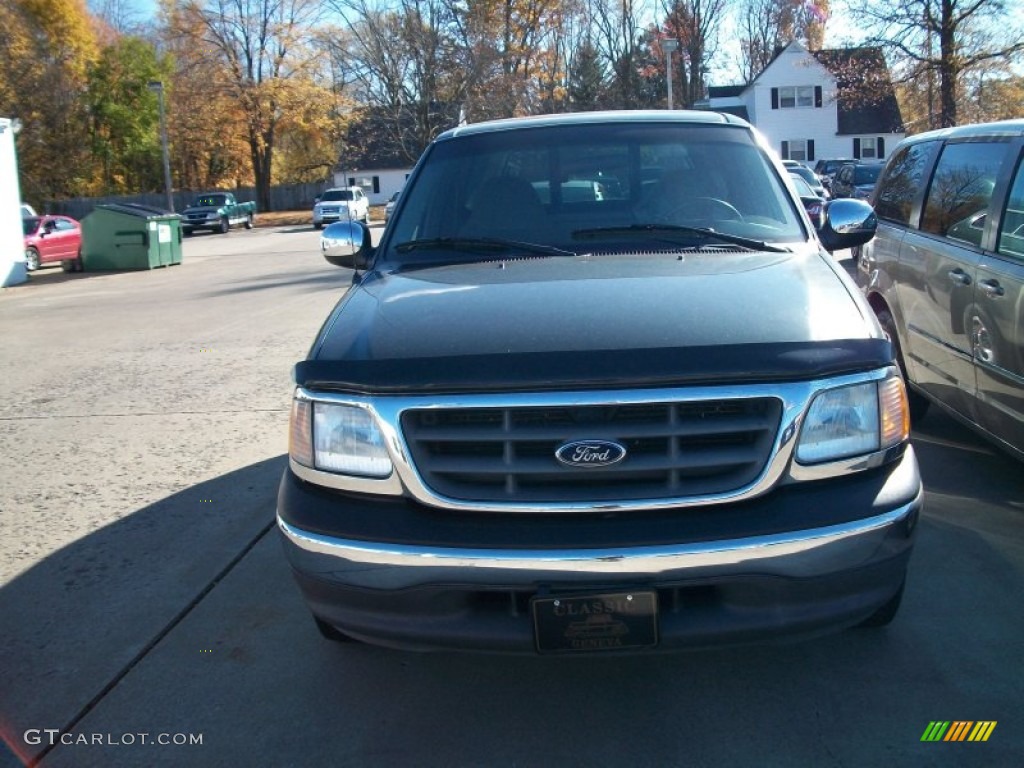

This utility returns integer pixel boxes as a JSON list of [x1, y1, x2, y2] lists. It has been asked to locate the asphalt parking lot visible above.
[[1, 228, 1022, 767]]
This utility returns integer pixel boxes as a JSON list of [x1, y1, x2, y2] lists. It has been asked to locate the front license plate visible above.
[[532, 591, 658, 653]]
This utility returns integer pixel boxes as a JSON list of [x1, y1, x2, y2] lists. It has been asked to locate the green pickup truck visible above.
[[181, 192, 256, 235]]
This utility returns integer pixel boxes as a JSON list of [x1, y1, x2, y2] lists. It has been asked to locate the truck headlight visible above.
[[289, 399, 393, 477], [796, 377, 909, 464]]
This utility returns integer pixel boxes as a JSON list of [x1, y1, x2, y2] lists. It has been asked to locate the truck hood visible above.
[[300, 250, 890, 393], [183, 206, 223, 214]]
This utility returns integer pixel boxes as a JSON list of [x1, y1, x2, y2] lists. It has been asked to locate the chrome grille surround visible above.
[[291, 367, 901, 514]]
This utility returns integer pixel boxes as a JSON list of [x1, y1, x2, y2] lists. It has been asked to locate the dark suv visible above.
[[279, 111, 921, 654], [858, 119, 1024, 460], [813, 158, 855, 192]]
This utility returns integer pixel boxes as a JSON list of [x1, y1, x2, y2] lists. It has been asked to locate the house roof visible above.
[[812, 47, 904, 134], [708, 85, 745, 99]]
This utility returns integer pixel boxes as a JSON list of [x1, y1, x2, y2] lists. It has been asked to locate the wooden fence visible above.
[[44, 181, 326, 220]]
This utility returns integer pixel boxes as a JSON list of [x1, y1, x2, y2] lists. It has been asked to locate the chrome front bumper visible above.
[[278, 493, 919, 592]]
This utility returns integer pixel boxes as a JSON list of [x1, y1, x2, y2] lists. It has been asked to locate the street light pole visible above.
[[663, 39, 679, 110], [148, 80, 174, 212]]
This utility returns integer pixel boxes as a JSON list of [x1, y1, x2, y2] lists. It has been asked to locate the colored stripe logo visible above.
[[921, 721, 997, 742]]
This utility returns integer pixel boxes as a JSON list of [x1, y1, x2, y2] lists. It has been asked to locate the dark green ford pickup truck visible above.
[[181, 192, 256, 235], [279, 111, 922, 655]]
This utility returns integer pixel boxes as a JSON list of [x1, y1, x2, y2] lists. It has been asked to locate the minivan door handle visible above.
[[979, 279, 1005, 297], [947, 269, 972, 286]]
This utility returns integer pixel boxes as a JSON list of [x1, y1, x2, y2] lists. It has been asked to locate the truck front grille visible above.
[[401, 399, 782, 503]]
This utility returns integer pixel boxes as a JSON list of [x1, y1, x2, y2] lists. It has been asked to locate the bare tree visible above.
[[736, 0, 830, 83], [329, 0, 465, 161], [848, 0, 1024, 127], [662, 0, 728, 106], [591, 0, 652, 107]]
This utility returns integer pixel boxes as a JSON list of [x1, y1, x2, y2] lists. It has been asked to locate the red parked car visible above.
[[23, 215, 83, 272]]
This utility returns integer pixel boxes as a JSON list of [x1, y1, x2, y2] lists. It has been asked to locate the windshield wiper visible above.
[[572, 224, 787, 253], [395, 237, 579, 258]]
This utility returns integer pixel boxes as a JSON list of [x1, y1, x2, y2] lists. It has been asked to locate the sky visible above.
[[107, 0, 871, 89]]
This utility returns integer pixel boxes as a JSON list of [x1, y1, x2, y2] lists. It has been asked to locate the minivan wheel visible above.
[[877, 307, 929, 423]]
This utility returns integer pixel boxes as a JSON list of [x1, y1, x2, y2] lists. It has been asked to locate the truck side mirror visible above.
[[321, 221, 372, 270], [818, 199, 877, 253]]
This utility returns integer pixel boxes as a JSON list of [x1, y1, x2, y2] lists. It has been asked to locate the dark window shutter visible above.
[[877, 137, 885, 158], [373, 176, 380, 194], [808, 140, 815, 161], [853, 139, 861, 159], [781, 141, 789, 159], [771, 88, 779, 109], [814, 86, 822, 108]]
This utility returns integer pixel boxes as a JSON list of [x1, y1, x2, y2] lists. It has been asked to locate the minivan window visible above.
[[921, 141, 1009, 244], [874, 141, 939, 225], [998, 153, 1024, 260]]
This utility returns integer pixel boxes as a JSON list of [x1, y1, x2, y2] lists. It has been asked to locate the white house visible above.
[[701, 41, 906, 167]]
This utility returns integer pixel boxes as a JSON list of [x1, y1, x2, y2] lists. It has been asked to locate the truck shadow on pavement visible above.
[[2, 439, 1023, 766], [0, 456, 286, 767], [202, 270, 351, 298]]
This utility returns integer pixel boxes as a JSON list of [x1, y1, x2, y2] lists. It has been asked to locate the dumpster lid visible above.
[[97, 203, 180, 219]]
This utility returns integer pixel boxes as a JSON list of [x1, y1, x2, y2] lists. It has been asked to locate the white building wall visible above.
[[749, 43, 839, 167], [332, 168, 413, 206], [1, 117, 28, 287]]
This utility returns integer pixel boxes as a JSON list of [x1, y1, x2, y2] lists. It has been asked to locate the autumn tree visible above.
[[451, 0, 565, 119], [172, 0, 329, 210], [0, 0, 100, 201], [847, 0, 1024, 128]]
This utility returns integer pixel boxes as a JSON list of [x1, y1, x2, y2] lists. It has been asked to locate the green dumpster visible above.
[[82, 204, 183, 270]]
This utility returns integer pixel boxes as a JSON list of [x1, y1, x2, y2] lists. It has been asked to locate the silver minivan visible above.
[[858, 119, 1024, 460]]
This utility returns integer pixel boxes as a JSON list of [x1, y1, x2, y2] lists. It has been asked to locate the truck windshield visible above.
[[321, 190, 355, 201], [195, 195, 227, 206], [381, 121, 806, 262]]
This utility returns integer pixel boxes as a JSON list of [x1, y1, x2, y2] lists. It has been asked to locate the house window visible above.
[[779, 86, 814, 108], [783, 139, 814, 162], [853, 137, 887, 160]]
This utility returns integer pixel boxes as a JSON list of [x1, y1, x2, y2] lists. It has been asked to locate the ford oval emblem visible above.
[[555, 440, 627, 468]]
